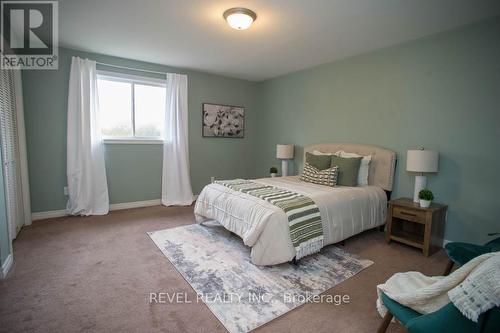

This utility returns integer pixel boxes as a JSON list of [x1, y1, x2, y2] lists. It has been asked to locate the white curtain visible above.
[[161, 73, 193, 206], [66, 56, 109, 215]]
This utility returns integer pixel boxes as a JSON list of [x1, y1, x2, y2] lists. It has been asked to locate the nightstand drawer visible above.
[[392, 206, 426, 223]]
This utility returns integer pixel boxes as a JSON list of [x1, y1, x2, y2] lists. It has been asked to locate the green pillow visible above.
[[305, 152, 331, 170], [331, 156, 362, 186]]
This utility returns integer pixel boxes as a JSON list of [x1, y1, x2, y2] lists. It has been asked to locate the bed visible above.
[[194, 143, 397, 266]]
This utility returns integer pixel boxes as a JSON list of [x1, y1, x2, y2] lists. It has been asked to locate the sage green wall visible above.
[[255, 17, 500, 244], [22, 47, 258, 212], [21, 18, 500, 245]]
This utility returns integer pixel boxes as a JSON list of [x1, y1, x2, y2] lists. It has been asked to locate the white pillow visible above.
[[312, 150, 331, 155], [312, 150, 342, 156], [339, 151, 372, 186]]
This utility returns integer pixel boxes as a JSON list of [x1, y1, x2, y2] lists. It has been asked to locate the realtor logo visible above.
[[1, 1, 58, 69]]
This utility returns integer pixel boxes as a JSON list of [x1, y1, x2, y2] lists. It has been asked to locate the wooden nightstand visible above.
[[385, 198, 447, 256]]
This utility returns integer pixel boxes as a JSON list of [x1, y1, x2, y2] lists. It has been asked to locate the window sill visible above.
[[103, 139, 164, 145]]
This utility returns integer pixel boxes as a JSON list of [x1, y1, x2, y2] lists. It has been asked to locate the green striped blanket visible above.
[[214, 179, 324, 260]]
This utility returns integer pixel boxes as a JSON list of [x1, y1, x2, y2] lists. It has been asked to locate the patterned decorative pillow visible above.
[[300, 162, 338, 187]]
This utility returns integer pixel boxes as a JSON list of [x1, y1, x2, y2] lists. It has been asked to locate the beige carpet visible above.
[[0, 205, 448, 333]]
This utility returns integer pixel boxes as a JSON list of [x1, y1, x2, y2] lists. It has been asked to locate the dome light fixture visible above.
[[223, 7, 257, 30]]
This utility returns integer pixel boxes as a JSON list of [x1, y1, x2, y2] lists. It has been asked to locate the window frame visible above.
[[97, 70, 166, 144]]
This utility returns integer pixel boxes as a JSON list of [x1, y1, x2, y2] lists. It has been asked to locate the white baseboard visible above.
[[0, 253, 13, 279], [31, 209, 67, 221], [31, 196, 198, 221], [109, 199, 161, 211]]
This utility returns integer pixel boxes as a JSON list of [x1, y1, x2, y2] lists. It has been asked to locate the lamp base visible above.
[[413, 175, 427, 203], [281, 160, 288, 177]]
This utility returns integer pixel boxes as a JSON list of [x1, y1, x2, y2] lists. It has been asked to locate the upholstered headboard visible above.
[[303, 143, 397, 192]]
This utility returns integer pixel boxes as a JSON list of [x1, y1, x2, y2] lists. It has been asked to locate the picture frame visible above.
[[202, 103, 245, 138]]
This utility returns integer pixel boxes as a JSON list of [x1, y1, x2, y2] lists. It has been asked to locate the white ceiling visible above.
[[59, 0, 500, 81]]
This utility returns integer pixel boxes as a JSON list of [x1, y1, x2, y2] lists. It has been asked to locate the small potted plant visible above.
[[270, 167, 278, 178], [418, 189, 434, 208]]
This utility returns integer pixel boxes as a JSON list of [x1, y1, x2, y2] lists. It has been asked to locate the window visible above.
[[97, 71, 166, 142]]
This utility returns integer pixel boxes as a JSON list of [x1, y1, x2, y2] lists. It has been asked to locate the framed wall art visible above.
[[202, 103, 244, 138]]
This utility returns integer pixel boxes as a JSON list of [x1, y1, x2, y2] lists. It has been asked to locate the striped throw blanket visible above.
[[215, 179, 324, 260]]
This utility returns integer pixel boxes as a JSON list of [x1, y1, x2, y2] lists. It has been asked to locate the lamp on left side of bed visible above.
[[276, 144, 294, 177]]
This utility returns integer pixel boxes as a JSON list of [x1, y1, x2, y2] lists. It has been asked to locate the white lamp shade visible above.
[[276, 144, 294, 159], [406, 150, 439, 173]]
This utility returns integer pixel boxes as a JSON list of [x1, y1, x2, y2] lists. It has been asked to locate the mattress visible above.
[[194, 176, 387, 265]]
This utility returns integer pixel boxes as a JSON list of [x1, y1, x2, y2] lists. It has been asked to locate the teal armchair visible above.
[[378, 234, 500, 333], [377, 292, 500, 333], [443, 235, 500, 275]]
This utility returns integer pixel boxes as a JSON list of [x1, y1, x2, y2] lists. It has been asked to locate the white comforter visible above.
[[194, 176, 387, 265]]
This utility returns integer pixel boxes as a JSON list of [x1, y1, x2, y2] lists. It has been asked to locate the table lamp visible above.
[[407, 149, 439, 202], [276, 144, 294, 177]]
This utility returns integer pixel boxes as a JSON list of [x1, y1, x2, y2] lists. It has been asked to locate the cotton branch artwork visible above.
[[202, 103, 244, 138]]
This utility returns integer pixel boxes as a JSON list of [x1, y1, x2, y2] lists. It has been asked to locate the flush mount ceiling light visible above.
[[223, 7, 257, 30]]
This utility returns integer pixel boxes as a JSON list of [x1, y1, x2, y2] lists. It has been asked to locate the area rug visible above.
[[148, 222, 373, 333]]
